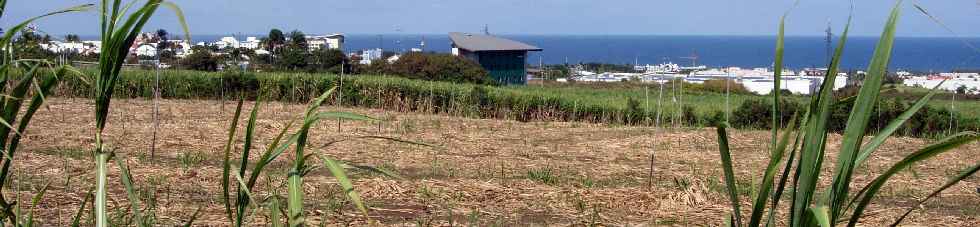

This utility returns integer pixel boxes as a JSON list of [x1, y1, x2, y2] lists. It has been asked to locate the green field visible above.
[[51, 69, 979, 135]]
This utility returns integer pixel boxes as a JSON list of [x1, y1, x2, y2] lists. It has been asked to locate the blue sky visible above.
[[3, 0, 979, 37]]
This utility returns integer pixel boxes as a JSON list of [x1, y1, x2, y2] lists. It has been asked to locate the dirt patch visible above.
[[4, 98, 978, 226]]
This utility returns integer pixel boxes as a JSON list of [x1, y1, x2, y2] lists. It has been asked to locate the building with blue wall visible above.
[[449, 32, 542, 85]]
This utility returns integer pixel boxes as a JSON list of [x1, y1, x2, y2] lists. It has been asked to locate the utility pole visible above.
[[338, 60, 344, 132], [151, 44, 161, 160]]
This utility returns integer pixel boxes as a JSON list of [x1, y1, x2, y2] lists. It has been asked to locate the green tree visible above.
[[266, 29, 285, 51], [307, 48, 346, 73], [155, 29, 170, 50], [183, 46, 219, 71], [288, 30, 307, 50], [280, 46, 308, 71], [956, 85, 968, 94], [13, 29, 55, 60], [65, 34, 81, 42]]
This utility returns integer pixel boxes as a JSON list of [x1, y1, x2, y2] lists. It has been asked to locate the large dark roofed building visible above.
[[449, 32, 542, 85]]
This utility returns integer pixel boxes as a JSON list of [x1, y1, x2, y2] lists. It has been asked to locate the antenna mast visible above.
[[825, 19, 833, 66]]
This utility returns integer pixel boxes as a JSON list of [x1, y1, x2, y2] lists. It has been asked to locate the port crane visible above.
[[679, 52, 699, 68]]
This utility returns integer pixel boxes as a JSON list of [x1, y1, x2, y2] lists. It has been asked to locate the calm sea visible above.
[[185, 34, 980, 71]]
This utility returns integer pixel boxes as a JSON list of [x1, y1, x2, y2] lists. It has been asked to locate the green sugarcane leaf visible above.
[[748, 112, 799, 227], [716, 122, 742, 226], [829, 1, 898, 220], [70, 189, 94, 227], [890, 163, 980, 226], [248, 120, 296, 189], [316, 111, 378, 122], [847, 132, 979, 227], [794, 9, 852, 226], [236, 98, 260, 227], [268, 196, 282, 227], [159, 1, 191, 42], [115, 157, 144, 227], [24, 182, 50, 227], [0, 4, 94, 48], [854, 81, 945, 168], [221, 99, 245, 223], [808, 206, 832, 227], [182, 206, 203, 227], [319, 154, 370, 218], [766, 109, 809, 227]]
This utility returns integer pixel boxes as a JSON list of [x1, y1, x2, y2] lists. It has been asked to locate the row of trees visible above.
[[11, 27, 494, 85], [183, 29, 350, 73], [183, 29, 494, 84]]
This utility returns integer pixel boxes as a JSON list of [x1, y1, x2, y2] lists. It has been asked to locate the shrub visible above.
[[183, 47, 219, 71], [731, 98, 802, 129], [701, 79, 750, 94], [387, 53, 495, 85]]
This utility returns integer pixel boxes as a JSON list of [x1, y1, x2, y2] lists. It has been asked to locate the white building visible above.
[[359, 48, 384, 64], [135, 44, 158, 57], [306, 34, 344, 51], [214, 36, 240, 49], [903, 73, 980, 94], [386, 55, 401, 64], [41, 41, 101, 55], [172, 40, 193, 58], [240, 37, 260, 49]]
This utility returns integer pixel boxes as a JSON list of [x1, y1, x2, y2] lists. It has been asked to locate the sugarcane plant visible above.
[[221, 87, 424, 226], [0, 0, 91, 225], [714, 1, 980, 227], [92, 0, 188, 226]]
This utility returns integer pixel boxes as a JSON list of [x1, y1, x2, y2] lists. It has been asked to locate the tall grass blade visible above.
[[0, 69, 61, 191], [93, 1, 188, 226], [846, 132, 979, 226], [236, 99, 261, 225], [268, 196, 282, 227], [115, 157, 145, 227], [71, 189, 93, 227], [316, 112, 378, 122], [748, 113, 798, 227], [715, 123, 742, 226], [890, 163, 980, 226], [158, 1, 191, 42], [0, 4, 94, 50], [221, 99, 245, 223], [248, 120, 296, 189], [765, 110, 808, 227], [770, 12, 786, 156], [791, 14, 850, 226], [854, 81, 945, 168], [828, 2, 896, 221], [24, 182, 50, 227], [287, 87, 337, 227], [182, 206, 203, 227], [231, 169, 257, 208], [808, 206, 832, 227], [0, 0, 7, 19], [320, 155, 370, 217]]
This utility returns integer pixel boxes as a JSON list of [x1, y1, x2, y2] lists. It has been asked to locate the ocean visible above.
[[186, 34, 980, 71]]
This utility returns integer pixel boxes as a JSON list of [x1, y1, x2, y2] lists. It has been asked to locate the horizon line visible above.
[[64, 33, 980, 39]]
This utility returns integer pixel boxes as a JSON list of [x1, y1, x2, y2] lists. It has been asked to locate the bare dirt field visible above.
[[8, 98, 979, 226]]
